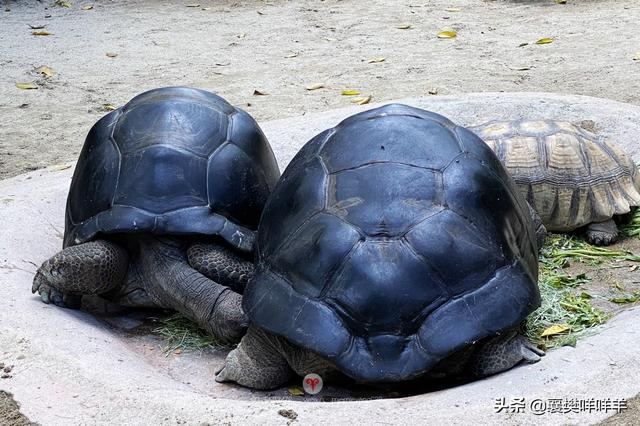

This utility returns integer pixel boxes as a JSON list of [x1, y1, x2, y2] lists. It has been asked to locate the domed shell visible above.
[[243, 104, 540, 382], [470, 120, 640, 231], [64, 87, 280, 251]]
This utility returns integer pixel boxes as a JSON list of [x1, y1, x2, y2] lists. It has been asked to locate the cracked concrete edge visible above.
[[1, 93, 639, 425]]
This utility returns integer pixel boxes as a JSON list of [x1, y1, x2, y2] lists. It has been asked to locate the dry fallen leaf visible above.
[[284, 51, 299, 58], [437, 30, 457, 39], [396, 24, 412, 30], [541, 324, 570, 337], [555, 0, 567, 4], [428, 88, 438, 95], [54, 0, 72, 7], [237, 33, 247, 39], [507, 64, 532, 71], [306, 83, 325, 91], [106, 52, 118, 58], [82, 4, 93, 10], [257, 10, 265, 15], [629, 264, 638, 272], [35, 66, 55, 77], [32, 31, 52, 36], [174, 348, 182, 355], [16, 82, 38, 90], [102, 103, 117, 111], [444, 7, 462, 12], [633, 52, 640, 61], [367, 57, 386, 63], [16, 82, 39, 90], [535, 37, 554, 45], [29, 24, 46, 29], [253, 89, 269, 96], [54, 164, 72, 171], [287, 387, 305, 397], [352, 95, 372, 105], [341, 89, 361, 96]]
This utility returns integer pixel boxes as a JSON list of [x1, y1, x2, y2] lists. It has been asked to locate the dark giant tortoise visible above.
[[32, 87, 280, 344], [216, 104, 544, 389], [470, 120, 640, 245]]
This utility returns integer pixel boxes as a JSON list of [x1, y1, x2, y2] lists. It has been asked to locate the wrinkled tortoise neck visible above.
[[135, 235, 248, 344]]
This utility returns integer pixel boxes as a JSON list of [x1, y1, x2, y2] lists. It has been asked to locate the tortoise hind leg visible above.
[[467, 331, 544, 377], [216, 325, 335, 389], [187, 242, 254, 294], [216, 326, 294, 390], [586, 219, 618, 246], [32, 240, 128, 308]]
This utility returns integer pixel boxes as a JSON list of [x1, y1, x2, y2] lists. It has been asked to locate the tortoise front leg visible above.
[[187, 242, 254, 294], [216, 326, 295, 389], [32, 240, 129, 308], [216, 325, 335, 389]]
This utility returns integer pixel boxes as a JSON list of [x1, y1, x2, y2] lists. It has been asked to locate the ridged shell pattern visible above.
[[470, 120, 640, 231]]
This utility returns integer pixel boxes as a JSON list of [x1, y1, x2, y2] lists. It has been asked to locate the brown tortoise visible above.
[[470, 120, 640, 246]]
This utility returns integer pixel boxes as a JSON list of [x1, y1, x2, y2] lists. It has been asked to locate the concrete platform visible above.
[[1, 93, 639, 425]]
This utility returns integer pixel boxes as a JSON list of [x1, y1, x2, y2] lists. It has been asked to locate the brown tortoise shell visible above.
[[470, 120, 640, 231]]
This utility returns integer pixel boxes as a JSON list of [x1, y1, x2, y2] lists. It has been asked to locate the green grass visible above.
[[525, 233, 640, 348], [619, 208, 640, 238], [152, 313, 222, 355]]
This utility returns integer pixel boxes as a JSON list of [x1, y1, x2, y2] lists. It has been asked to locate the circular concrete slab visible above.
[[1, 93, 639, 425]]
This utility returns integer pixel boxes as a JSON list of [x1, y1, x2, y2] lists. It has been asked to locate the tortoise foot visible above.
[[31, 277, 81, 309], [586, 219, 618, 246]]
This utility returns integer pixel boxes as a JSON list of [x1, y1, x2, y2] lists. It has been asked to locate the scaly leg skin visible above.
[[216, 326, 294, 390], [468, 331, 544, 377], [586, 219, 618, 246], [187, 242, 254, 294], [104, 261, 158, 308], [32, 240, 128, 308], [216, 325, 335, 390], [138, 237, 248, 345]]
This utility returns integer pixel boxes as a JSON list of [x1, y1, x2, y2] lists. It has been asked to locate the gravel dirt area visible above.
[[2, 0, 640, 178], [0, 391, 35, 426]]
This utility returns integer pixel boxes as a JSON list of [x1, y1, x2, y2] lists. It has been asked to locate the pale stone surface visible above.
[[1, 93, 639, 425]]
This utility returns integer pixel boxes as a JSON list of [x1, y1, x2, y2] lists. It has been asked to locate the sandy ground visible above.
[[597, 394, 640, 426], [3, 0, 640, 424], [2, 0, 640, 178]]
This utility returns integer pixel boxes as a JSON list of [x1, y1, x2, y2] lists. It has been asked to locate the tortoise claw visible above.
[[33, 272, 80, 309]]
